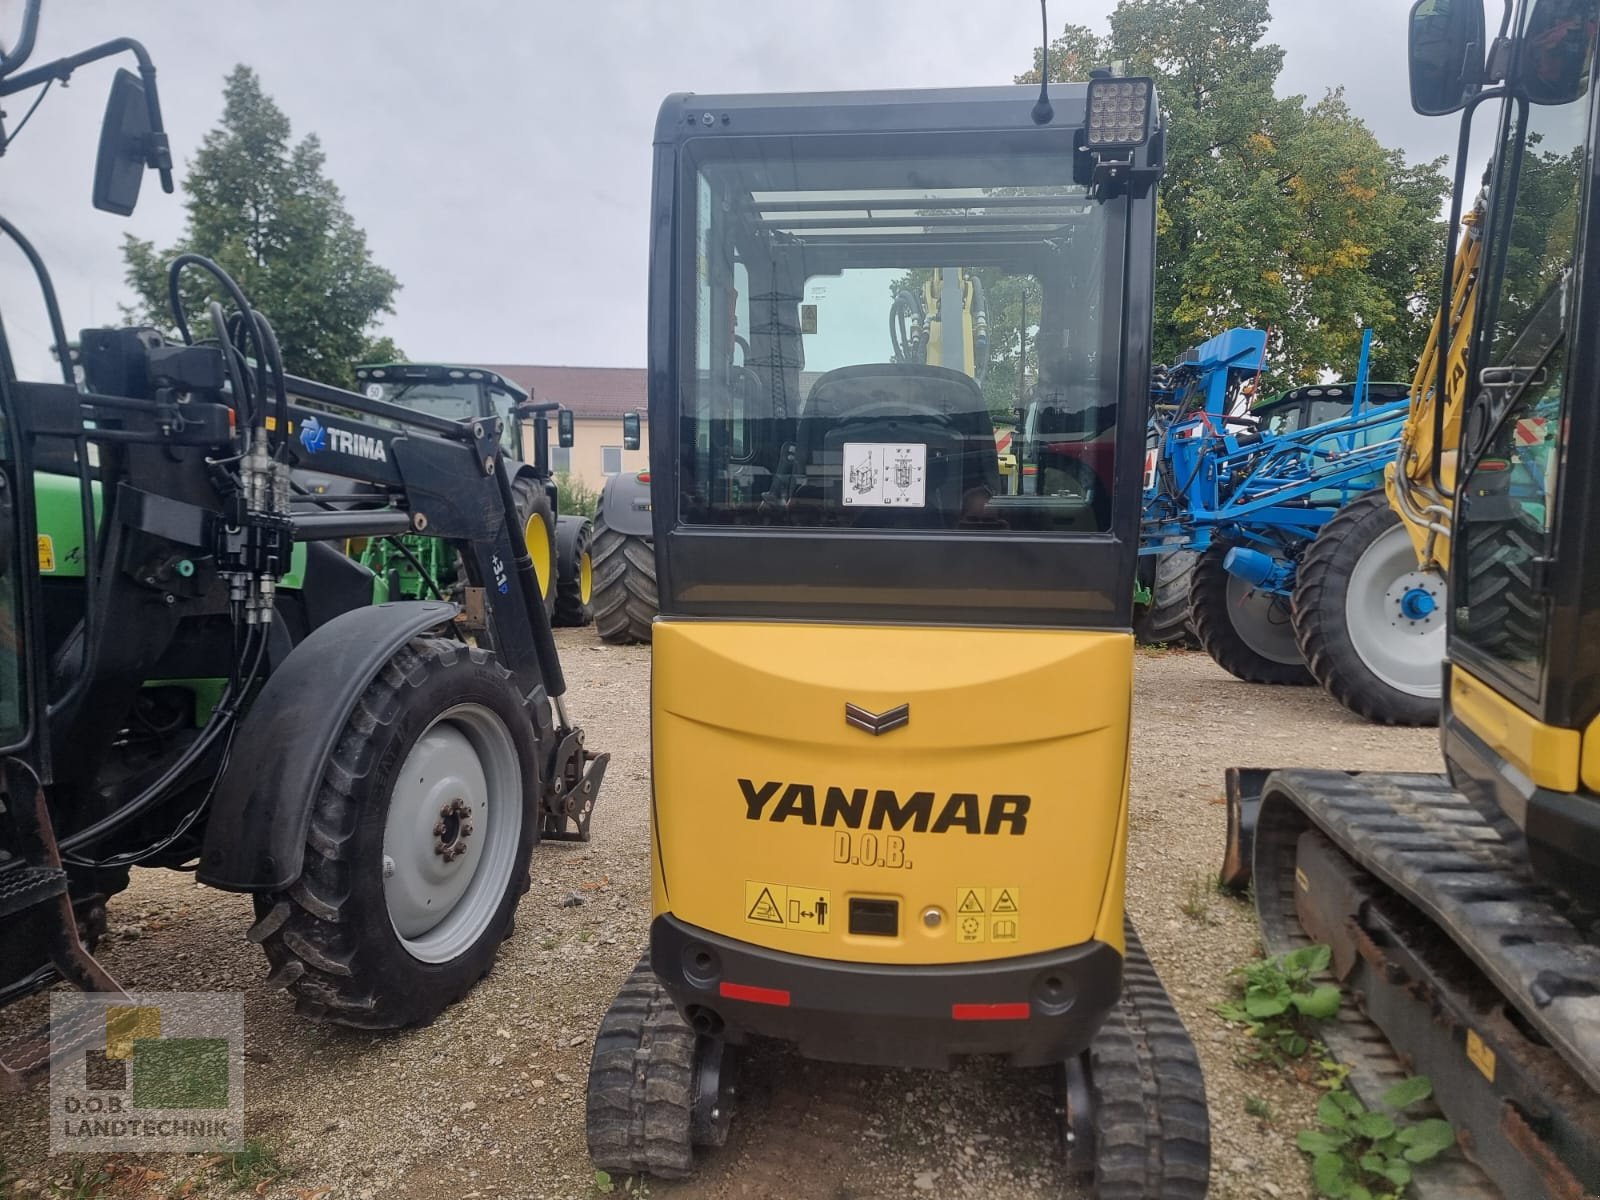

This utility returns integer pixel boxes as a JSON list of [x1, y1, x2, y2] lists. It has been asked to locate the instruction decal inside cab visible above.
[[842, 442, 926, 507]]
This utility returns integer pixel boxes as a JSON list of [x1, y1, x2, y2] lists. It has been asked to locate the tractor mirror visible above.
[[1408, 0, 1486, 115], [558, 408, 574, 449], [622, 410, 641, 452], [93, 69, 152, 216]]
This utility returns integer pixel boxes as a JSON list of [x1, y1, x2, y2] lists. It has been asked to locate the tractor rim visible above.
[[525, 511, 553, 599], [579, 549, 593, 605], [1345, 524, 1446, 698], [1224, 570, 1302, 665], [381, 703, 523, 964]]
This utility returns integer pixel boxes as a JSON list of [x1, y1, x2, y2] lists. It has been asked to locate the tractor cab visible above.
[[588, 78, 1183, 1181], [335, 363, 587, 613], [1252, 380, 1412, 437], [353, 363, 571, 471]]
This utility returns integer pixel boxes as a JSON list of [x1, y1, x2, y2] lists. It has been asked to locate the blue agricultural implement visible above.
[[1140, 329, 1423, 715]]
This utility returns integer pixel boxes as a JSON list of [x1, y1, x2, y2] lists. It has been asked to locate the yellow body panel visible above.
[[1452, 667, 1580, 792], [1578, 710, 1600, 794], [650, 621, 1131, 964]]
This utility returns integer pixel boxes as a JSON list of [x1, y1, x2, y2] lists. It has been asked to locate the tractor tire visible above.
[[554, 515, 595, 628], [513, 476, 558, 618], [1460, 517, 1544, 662], [1292, 492, 1443, 727], [1189, 543, 1312, 685], [1134, 549, 1199, 647], [250, 636, 538, 1029], [587, 955, 697, 1178], [591, 510, 656, 645]]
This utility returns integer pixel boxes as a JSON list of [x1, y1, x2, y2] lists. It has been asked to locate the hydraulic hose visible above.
[[60, 625, 265, 853]]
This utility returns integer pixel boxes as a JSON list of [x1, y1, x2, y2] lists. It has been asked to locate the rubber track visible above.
[[1189, 543, 1313, 685], [1293, 491, 1438, 727], [591, 515, 656, 645], [1251, 774, 1503, 1199], [1135, 550, 1199, 648], [1089, 920, 1210, 1199], [587, 956, 696, 1178], [1262, 770, 1600, 1094], [251, 638, 530, 1029]]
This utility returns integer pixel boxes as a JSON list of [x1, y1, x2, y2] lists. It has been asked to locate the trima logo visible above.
[[50, 991, 244, 1153]]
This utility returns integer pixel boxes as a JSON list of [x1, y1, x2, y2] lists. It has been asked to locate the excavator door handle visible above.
[[1478, 364, 1546, 393]]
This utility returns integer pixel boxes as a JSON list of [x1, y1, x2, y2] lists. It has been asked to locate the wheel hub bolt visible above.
[[433, 798, 474, 862]]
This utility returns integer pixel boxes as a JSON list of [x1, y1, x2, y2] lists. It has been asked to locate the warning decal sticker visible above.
[[956, 887, 1022, 945], [746, 885, 784, 925], [745, 881, 831, 933], [37, 535, 54, 573]]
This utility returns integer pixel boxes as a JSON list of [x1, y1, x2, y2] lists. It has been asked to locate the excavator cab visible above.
[[588, 82, 1212, 1192], [1217, 4, 1600, 1196], [1436, 0, 1600, 905]]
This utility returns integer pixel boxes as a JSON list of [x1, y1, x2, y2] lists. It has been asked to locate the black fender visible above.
[[597, 470, 654, 539], [196, 600, 458, 892]]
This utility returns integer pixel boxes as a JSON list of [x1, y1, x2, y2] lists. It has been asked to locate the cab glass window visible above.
[[1455, 2, 1598, 691], [679, 135, 1127, 534]]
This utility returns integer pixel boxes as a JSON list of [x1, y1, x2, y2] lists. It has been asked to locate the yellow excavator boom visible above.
[[1385, 202, 1483, 574]]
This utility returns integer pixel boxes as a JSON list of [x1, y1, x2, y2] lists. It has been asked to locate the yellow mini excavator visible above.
[[1226, 2, 1600, 1196], [584, 73, 1212, 1195]]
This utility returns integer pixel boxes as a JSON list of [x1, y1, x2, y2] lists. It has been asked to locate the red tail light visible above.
[[636, 471, 651, 484], [951, 1002, 1030, 1022], [719, 981, 791, 1007]]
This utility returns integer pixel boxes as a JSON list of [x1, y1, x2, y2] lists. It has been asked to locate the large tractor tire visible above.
[[591, 508, 656, 645], [513, 476, 558, 618], [250, 637, 538, 1029], [554, 515, 595, 628], [1189, 543, 1312, 685], [1460, 517, 1544, 662], [1134, 549, 1199, 647], [1292, 492, 1444, 726]]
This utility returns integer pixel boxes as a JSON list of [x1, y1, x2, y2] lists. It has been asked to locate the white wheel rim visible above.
[[1344, 524, 1446, 698], [381, 703, 523, 964], [1224, 571, 1302, 665]]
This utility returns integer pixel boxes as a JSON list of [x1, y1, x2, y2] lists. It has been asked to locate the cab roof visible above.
[[355, 362, 528, 403], [655, 83, 1106, 143]]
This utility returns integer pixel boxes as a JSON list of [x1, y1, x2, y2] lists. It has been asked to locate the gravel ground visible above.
[[0, 634, 1440, 1200]]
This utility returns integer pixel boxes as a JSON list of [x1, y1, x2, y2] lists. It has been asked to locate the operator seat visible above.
[[786, 364, 1002, 529]]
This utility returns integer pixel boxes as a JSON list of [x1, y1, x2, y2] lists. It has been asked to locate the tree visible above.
[[123, 66, 400, 389], [1019, 0, 1450, 389]]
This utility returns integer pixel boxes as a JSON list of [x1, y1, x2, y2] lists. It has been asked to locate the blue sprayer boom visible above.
[[1138, 327, 1412, 688]]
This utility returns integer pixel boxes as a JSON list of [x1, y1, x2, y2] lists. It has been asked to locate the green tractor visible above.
[[0, 4, 606, 1087], [303, 362, 596, 628]]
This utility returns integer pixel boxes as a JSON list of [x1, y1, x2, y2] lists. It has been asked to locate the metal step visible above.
[[0, 862, 68, 919], [1267, 769, 1600, 1094], [0, 759, 126, 1091]]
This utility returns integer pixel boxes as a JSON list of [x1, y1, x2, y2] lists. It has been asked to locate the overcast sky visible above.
[[2, 1, 1466, 380]]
